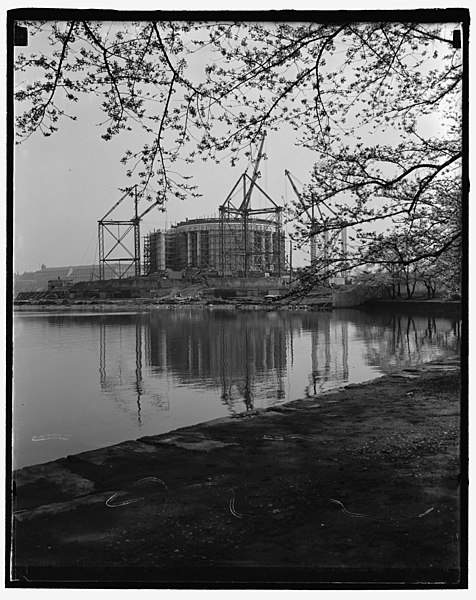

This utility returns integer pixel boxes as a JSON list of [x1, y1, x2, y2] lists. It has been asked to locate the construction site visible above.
[[15, 135, 350, 305]]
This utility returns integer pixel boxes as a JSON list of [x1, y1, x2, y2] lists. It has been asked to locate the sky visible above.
[[13, 99, 318, 273], [12, 20, 324, 274], [10, 5, 468, 276]]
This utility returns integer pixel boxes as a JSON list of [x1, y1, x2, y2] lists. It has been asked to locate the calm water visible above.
[[13, 307, 460, 468]]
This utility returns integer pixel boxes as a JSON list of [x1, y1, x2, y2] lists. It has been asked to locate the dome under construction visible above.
[[144, 215, 285, 277]]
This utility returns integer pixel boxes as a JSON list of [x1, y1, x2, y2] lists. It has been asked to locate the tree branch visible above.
[[26, 21, 76, 137], [82, 21, 125, 122]]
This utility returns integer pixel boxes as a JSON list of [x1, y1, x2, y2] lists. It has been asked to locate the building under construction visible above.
[[144, 216, 285, 277], [144, 133, 287, 278], [98, 133, 349, 283]]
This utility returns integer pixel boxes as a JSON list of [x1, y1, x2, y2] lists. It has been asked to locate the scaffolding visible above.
[[143, 234, 151, 275], [219, 135, 284, 277], [143, 229, 167, 275], [218, 211, 284, 276], [144, 215, 285, 276], [142, 135, 285, 277]]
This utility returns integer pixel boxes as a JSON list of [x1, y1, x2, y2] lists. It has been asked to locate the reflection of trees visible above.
[[348, 311, 460, 372]]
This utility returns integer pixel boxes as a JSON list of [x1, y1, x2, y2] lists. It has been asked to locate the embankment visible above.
[[10, 357, 464, 586]]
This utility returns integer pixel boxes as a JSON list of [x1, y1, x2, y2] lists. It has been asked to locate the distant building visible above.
[[14, 264, 127, 293]]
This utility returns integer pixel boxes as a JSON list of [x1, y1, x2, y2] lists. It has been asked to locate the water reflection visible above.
[[14, 308, 460, 468], [307, 318, 349, 397], [345, 311, 461, 372], [93, 308, 459, 414], [146, 310, 289, 413], [41, 309, 461, 415], [98, 318, 169, 425]]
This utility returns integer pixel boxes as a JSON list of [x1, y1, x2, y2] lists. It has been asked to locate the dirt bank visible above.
[[10, 357, 464, 588]]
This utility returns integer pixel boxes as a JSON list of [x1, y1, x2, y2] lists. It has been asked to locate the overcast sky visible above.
[[10, 4, 466, 276], [14, 100, 318, 273], [12, 19, 328, 274]]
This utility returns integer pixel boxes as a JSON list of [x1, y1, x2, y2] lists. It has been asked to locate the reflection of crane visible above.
[[307, 316, 332, 396], [341, 320, 349, 380], [98, 185, 163, 280], [98, 318, 171, 422], [98, 320, 143, 424], [307, 315, 349, 396]]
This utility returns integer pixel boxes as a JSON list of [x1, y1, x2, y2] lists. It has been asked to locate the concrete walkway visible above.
[[10, 357, 463, 587]]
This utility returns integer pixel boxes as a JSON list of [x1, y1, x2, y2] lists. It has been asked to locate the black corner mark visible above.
[[14, 24, 28, 47], [453, 30, 461, 49]]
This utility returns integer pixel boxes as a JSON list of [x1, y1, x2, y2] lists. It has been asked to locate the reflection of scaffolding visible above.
[[307, 317, 349, 396], [99, 321, 144, 422], [219, 135, 284, 277], [146, 311, 288, 412], [99, 319, 169, 421], [222, 321, 287, 411]]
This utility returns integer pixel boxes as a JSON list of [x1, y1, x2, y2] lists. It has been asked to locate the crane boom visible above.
[[239, 134, 266, 211], [284, 170, 318, 265]]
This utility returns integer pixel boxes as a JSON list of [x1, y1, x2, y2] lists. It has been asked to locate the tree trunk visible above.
[[407, 279, 416, 299]]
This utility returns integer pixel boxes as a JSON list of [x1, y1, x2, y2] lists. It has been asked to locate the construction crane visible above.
[[285, 170, 349, 277], [98, 186, 163, 281], [239, 133, 266, 212], [219, 133, 283, 277], [340, 226, 348, 278], [284, 170, 323, 266]]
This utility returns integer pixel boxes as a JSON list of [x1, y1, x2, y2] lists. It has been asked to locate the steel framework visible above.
[[285, 170, 348, 275], [219, 136, 284, 277], [98, 187, 162, 281]]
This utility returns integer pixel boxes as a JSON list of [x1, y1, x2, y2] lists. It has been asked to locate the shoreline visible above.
[[10, 355, 464, 586], [12, 298, 462, 313]]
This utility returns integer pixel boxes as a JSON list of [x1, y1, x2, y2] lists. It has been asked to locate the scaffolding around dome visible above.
[[144, 133, 285, 278], [143, 214, 285, 277]]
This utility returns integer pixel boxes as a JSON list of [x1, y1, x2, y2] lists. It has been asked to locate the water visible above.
[[13, 307, 460, 469]]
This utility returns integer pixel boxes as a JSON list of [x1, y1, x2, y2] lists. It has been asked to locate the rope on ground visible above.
[[106, 477, 168, 508], [229, 488, 245, 519], [328, 498, 384, 520]]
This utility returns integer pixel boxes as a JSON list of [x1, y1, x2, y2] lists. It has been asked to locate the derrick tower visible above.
[[219, 134, 284, 277], [98, 186, 162, 280]]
